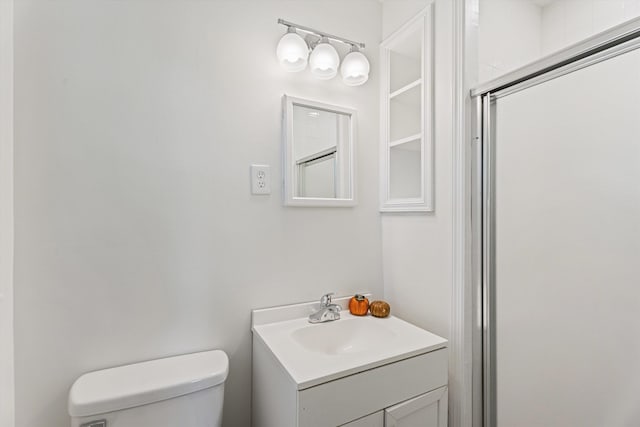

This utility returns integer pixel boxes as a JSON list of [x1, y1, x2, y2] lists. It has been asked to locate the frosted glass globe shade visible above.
[[309, 41, 339, 80], [340, 51, 370, 86], [276, 32, 308, 72]]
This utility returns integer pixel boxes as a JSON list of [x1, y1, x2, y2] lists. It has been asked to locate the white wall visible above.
[[542, 0, 640, 54], [390, 145, 421, 199], [477, 0, 640, 84], [0, 0, 14, 426], [13, 1, 383, 426], [383, 0, 432, 39], [478, 0, 542, 82], [381, 0, 453, 339]]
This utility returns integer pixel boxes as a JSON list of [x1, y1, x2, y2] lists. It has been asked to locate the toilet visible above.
[[68, 350, 228, 427]]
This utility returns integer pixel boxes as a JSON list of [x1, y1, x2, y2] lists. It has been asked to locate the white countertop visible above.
[[251, 298, 447, 390]]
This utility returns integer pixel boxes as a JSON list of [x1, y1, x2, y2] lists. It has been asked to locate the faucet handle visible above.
[[320, 292, 335, 307]]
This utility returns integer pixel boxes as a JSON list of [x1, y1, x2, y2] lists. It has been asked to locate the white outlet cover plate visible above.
[[251, 164, 271, 195]]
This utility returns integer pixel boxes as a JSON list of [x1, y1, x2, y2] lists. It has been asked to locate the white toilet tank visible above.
[[68, 350, 228, 427]]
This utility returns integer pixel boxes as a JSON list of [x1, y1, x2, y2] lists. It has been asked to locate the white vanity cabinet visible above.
[[251, 299, 448, 427], [253, 337, 448, 427], [341, 386, 447, 427], [385, 386, 448, 427], [341, 411, 383, 426]]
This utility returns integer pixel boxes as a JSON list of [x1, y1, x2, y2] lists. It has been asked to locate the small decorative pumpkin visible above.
[[369, 300, 391, 318], [348, 294, 369, 316]]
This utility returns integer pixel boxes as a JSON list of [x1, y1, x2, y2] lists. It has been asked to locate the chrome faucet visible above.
[[308, 293, 341, 323]]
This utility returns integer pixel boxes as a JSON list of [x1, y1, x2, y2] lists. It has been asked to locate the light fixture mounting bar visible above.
[[277, 19, 365, 49]]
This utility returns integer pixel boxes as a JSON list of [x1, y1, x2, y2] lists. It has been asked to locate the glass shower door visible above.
[[489, 44, 640, 427]]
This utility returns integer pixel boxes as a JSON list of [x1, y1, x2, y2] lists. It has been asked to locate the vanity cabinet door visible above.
[[384, 386, 447, 427], [340, 411, 384, 427]]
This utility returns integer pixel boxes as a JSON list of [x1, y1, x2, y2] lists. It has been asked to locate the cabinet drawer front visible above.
[[298, 349, 447, 427]]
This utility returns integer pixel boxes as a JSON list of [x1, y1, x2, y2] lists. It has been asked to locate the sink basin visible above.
[[252, 297, 447, 389], [291, 316, 397, 355]]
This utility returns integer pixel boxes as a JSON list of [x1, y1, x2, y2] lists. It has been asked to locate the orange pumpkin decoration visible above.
[[369, 300, 391, 318], [349, 294, 369, 316]]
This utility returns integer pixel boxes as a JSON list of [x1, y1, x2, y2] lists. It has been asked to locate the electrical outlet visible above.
[[250, 164, 271, 195]]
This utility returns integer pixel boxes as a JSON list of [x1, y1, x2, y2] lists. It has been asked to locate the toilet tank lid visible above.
[[68, 350, 229, 417]]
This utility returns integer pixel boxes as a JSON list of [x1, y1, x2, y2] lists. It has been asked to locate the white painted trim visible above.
[[450, 0, 477, 426], [0, 0, 14, 425], [379, 4, 435, 213]]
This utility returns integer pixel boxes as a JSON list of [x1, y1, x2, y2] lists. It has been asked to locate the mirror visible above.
[[282, 95, 357, 207]]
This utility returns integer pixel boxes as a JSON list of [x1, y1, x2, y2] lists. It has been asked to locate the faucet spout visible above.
[[308, 293, 341, 323]]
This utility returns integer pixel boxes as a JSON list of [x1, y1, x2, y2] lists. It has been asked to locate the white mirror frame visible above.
[[282, 95, 357, 207]]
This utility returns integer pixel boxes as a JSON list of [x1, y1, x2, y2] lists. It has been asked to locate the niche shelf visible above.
[[390, 133, 421, 148], [380, 5, 434, 212], [390, 79, 422, 100]]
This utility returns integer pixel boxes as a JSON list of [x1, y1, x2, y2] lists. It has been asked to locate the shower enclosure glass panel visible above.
[[492, 46, 640, 426]]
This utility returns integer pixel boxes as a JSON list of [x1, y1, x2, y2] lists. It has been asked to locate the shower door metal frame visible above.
[[471, 16, 640, 427], [0, 1, 14, 427]]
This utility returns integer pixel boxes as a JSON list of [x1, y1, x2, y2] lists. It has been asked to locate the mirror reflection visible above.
[[293, 105, 350, 199]]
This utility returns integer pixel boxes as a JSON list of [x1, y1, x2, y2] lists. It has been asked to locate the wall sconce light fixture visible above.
[[276, 19, 370, 86], [309, 37, 340, 80], [341, 46, 370, 86], [276, 27, 309, 72]]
